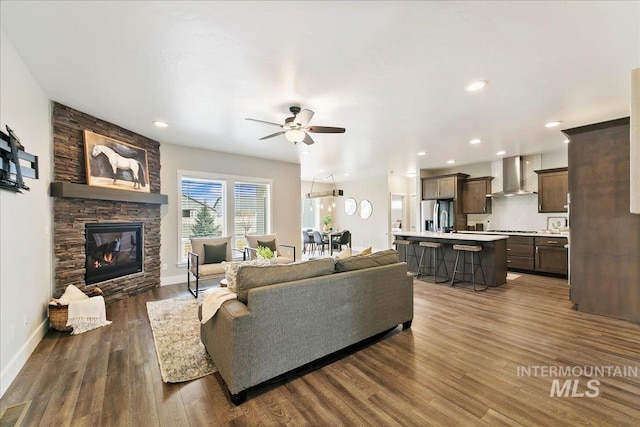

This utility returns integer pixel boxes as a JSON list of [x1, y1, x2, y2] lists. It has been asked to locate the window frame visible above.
[[177, 170, 273, 265]]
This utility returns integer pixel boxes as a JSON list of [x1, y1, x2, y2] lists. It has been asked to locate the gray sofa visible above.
[[199, 249, 414, 404]]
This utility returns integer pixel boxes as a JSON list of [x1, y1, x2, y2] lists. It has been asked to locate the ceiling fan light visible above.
[[285, 129, 306, 143]]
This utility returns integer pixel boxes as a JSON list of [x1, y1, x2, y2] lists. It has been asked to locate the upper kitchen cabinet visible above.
[[462, 176, 493, 214], [535, 167, 568, 212], [422, 173, 469, 200]]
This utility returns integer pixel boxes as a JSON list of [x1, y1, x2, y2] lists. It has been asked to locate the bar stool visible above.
[[394, 239, 419, 276], [450, 244, 487, 292], [417, 241, 449, 283]]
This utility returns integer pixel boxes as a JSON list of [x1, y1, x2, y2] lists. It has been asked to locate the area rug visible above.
[[146, 298, 217, 383]]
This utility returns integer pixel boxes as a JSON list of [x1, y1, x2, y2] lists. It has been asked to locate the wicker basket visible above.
[[49, 287, 103, 332]]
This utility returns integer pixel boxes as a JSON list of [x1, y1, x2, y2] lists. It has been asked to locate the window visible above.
[[234, 182, 270, 251], [178, 171, 272, 263], [301, 198, 319, 229]]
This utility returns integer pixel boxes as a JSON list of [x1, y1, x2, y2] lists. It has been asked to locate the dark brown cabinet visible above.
[[534, 237, 568, 275], [506, 235, 534, 271], [421, 174, 467, 199], [565, 117, 640, 323], [535, 168, 568, 213], [462, 177, 493, 214]]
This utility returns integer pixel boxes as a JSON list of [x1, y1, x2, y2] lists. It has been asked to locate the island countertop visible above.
[[390, 231, 509, 242], [390, 231, 508, 286]]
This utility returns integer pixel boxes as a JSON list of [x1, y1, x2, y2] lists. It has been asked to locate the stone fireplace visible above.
[[51, 103, 166, 303]]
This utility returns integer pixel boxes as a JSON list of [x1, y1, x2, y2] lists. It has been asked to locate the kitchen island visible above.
[[391, 231, 509, 287]]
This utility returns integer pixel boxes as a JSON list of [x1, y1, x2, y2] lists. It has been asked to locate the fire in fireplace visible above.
[[85, 222, 143, 285]]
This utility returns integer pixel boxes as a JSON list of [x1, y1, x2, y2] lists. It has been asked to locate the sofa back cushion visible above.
[[236, 257, 335, 303], [334, 249, 400, 272]]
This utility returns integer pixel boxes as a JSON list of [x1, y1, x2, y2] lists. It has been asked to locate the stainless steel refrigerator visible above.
[[421, 200, 454, 232]]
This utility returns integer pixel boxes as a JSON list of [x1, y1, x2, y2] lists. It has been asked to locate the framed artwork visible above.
[[344, 197, 357, 216], [547, 216, 567, 231], [84, 130, 150, 193], [359, 199, 373, 219]]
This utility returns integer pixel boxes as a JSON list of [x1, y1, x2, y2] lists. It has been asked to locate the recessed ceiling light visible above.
[[447, 160, 455, 164], [545, 121, 561, 128], [417, 151, 427, 156], [318, 169, 324, 173], [470, 138, 482, 144], [496, 150, 506, 155], [300, 150, 310, 155], [466, 80, 488, 92], [344, 172, 350, 176], [563, 139, 570, 144], [153, 120, 169, 128]]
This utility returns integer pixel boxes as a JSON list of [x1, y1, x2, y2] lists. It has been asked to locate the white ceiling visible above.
[[1, 1, 638, 182]]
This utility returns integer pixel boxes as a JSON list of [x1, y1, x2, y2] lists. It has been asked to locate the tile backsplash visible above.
[[468, 193, 568, 231]]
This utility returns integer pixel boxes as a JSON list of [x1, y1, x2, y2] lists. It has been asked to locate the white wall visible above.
[[631, 68, 639, 214], [330, 175, 391, 252], [0, 29, 53, 397], [159, 143, 301, 284]]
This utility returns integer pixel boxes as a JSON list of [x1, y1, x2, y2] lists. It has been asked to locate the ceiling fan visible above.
[[245, 106, 346, 145]]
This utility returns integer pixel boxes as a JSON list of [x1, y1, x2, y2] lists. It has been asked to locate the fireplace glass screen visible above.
[[85, 222, 143, 285]]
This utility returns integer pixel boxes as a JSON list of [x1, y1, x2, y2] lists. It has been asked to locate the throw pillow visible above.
[[357, 247, 372, 256], [257, 239, 277, 253], [334, 247, 352, 260], [204, 242, 227, 264], [223, 259, 271, 292]]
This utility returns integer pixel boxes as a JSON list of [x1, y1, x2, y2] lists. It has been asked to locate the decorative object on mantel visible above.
[[0, 126, 38, 193], [84, 129, 150, 193]]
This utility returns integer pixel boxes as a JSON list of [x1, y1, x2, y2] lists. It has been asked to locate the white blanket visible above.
[[201, 287, 237, 324], [66, 295, 112, 335]]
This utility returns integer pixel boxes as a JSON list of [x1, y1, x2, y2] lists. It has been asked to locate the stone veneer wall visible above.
[[52, 103, 161, 302]]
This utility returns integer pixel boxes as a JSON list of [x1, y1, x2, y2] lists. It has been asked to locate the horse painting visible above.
[[91, 145, 147, 189]]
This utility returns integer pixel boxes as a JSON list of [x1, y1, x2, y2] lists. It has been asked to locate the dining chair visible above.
[[332, 230, 351, 251], [302, 230, 315, 254], [313, 231, 328, 255]]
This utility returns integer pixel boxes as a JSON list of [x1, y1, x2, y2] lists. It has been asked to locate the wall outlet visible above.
[[162, 263, 168, 271]]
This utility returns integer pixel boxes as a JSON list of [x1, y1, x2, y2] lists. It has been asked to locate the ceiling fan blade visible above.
[[294, 109, 314, 126], [259, 131, 286, 140], [306, 126, 346, 134], [245, 118, 283, 127], [302, 133, 315, 145]]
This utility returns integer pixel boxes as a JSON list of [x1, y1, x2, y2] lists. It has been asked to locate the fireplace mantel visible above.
[[50, 182, 168, 205]]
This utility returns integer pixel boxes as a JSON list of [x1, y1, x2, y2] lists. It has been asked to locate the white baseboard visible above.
[[160, 274, 186, 286], [0, 318, 48, 398]]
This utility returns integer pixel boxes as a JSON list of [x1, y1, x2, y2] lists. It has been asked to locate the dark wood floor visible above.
[[2, 273, 640, 426]]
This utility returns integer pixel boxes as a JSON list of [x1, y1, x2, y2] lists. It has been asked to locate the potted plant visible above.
[[256, 245, 276, 262], [322, 215, 332, 232]]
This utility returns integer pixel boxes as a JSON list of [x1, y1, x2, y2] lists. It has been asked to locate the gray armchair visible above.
[[187, 236, 243, 297], [244, 233, 296, 264]]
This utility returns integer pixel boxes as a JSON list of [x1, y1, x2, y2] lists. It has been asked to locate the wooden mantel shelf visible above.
[[50, 182, 168, 205]]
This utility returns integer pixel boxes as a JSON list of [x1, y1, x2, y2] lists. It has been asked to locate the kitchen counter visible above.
[[392, 231, 509, 241], [459, 230, 569, 238], [390, 231, 507, 286]]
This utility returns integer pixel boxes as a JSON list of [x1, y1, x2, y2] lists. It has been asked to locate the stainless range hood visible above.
[[490, 155, 536, 197]]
